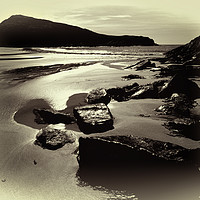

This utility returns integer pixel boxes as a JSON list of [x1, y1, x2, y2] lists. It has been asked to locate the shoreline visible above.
[[1, 45, 200, 200]]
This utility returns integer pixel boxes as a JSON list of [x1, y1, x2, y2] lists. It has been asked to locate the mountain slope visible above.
[[165, 35, 200, 64], [0, 15, 157, 47]]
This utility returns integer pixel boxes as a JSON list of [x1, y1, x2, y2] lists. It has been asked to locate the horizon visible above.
[[0, 0, 200, 44]]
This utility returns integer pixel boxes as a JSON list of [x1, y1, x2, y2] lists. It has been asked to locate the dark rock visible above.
[[106, 82, 140, 101], [125, 59, 155, 70], [164, 118, 200, 141], [165, 35, 200, 64], [107, 80, 167, 101], [131, 85, 158, 99], [86, 88, 111, 105], [78, 136, 200, 169], [33, 108, 75, 124], [77, 137, 200, 200], [73, 103, 114, 134], [152, 79, 167, 89], [159, 64, 200, 78], [158, 74, 200, 99], [160, 64, 185, 76], [155, 93, 196, 117], [35, 126, 76, 150], [121, 74, 145, 80]]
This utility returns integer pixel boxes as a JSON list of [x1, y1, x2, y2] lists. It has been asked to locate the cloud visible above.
[[54, 5, 200, 43]]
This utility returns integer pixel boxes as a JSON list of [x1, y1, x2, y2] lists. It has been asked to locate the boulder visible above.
[[158, 74, 200, 99], [106, 82, 140, 101], [33, 108, 75, 124], [164, 118, 200, 141], [155, 93, 196, 117], [121, 74, 144, 80], [131, 85, 158, 99], [77, 136, 200, 200], [125, 59, 155, 70], [86, 88, 111, 105], [35, 125, 76, 150], [73, 103, 114, 134], [78, 136, 200, 169]]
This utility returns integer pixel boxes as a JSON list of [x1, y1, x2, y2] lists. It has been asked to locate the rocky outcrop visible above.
[[73, 103, 114, 134], [35, 125, 76, 150], [165, 35, 200, 64], [155, 93, 196, 117], [121, 74, 145, 80], [86, 88, 111, 105], [0, 15, 157, 47], [33, 108, 75, 124], [78, 136, 200, 169], [131, 85, 158, 99], [158, 74, 200, 99], [125, 59, 155, 70], [106, 82, 139, 101], [159, 64, 200, 78], [77, 136, 200, 199], [164, 118, 200, 141], [155, 93, 199, 140]]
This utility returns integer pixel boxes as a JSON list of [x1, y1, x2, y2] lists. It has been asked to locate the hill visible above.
[[165, 35, 200, 64], [0, 15, 157, 47]]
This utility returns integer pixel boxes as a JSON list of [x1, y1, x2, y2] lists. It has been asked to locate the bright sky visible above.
[[1, 0, 200, 44]]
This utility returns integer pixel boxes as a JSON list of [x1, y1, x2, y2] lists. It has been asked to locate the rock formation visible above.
[[165, 35, 200, 64], [158, 74, 200, 99], [106, 82, 139, 101], [86, 88, 111, 105], [78, 136, 200, 169], [124, 59, 155, 70], [121, 74, 145, 80], [35, 125, 76, 150], [73, 103, 114, 134], [33, 108, 75, 124]]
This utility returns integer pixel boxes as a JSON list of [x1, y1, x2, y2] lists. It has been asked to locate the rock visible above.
[[165, 35, 200, 64], [159, 64, 200, 78], [158, 74, 200, 99], [155, 93, 196, 117], [33, 108, 75, 124], [35, 125, 76, 150], [73, 103, 114, 134], [159, 64, 188, 77], [121, 74, 144, 80], [131, 85, 158, 99], [77, 136, 200, 199], [78, 136, 200, 169], [86, 88, 111, 105], [164, 118, 200, 141], [106, 82, 140, 102], [125, 59, 155, 70], [107, 80, 167, 101]]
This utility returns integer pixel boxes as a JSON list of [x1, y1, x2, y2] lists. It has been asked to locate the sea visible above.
[[2, 45, 198, 200]]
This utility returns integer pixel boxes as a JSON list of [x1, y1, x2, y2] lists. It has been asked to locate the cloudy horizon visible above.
[[1, 0, 200, 44]]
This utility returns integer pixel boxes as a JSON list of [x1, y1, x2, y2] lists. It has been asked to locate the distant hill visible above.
[[0, 15, 157, 47], [165, 35, 200, 64]]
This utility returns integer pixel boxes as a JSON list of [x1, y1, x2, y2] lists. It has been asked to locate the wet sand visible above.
[[1, 61, 200, 200]]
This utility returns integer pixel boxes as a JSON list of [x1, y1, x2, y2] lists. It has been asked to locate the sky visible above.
[[0, 0, 200, 44]]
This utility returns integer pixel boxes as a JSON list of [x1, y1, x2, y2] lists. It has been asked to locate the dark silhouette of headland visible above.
[[0, 15, 157, 47]]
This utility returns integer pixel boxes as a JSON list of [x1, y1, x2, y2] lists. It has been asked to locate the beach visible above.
[[0, 46, 199, 200]]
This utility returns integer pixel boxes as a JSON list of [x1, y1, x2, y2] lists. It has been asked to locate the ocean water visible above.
[[1, 45, 199, 200]]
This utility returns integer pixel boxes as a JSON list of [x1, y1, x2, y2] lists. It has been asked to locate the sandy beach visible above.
[[0, 46, 199, 200]]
